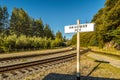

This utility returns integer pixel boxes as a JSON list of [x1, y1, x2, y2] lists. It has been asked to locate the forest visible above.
[[0, 7, 66, 53], [1, 0, 120, 53], [71, 0, 120, 50]]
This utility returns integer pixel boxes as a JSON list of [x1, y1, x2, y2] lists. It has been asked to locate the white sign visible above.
[[64, 23, 95, 33]]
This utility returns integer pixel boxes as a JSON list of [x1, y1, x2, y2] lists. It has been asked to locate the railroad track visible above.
[[0, 53, 76, 80], [0, 49, 75, 67], [0, 48, 90, 72], [0, 53, 76, 73], [0, 49, 90, 80], [0, 49, 74, 61]]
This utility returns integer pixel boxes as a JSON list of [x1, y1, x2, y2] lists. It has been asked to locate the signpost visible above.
[[64, 20, 95, 80], [77, 20, 80, 80], [64, 22, 94, 33]]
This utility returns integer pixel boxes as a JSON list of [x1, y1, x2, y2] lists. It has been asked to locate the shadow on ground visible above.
[[43, 73, 120, 80], [42, 60, 119, 80], [42, 49, 119, 80], [86, 60, 110, 77]]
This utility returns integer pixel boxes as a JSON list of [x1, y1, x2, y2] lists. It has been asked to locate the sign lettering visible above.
[[64, 23, 95, 33]]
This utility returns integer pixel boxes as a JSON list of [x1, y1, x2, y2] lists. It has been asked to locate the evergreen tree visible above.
[[56, 30, 63, 41], [10, 8, 31, 36], [32, 19, 44, 37], [44, 24, 54, 39], [0, 6, 9, 35], [55, 30, 65, 46]]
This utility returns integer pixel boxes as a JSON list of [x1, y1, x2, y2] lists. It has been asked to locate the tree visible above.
[[10, 8, 31, 36], [63, 36, 66, 42], [71, 33, 77, 45], [91, 0, 120, 48], [55, 30, 65, 46], [0, 6, 9, 35], [32, 19, 44, 37], [56, 30, 63, 41], [44, 24, 54, 39]]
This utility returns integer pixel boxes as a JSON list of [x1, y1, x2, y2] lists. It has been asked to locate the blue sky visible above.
[[0, 0, 105, 39]]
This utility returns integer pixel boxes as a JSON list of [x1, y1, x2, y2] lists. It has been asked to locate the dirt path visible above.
[[87, 52, 120, 68]]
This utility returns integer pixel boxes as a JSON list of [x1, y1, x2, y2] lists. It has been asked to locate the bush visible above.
[[0, 34, 66, 53], [0, 47, 5, 53], [15, 35, 28, 49]]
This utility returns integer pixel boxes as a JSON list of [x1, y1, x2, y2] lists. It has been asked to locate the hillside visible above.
[[71, 0, 120, 49]]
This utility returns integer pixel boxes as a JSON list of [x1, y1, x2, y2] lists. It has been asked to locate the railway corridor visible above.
[[0, 50, 76, 67], [0, 48, 77, 80]]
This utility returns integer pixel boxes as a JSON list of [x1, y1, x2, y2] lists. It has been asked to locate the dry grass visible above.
[[89, 46, 120, 56], [81, 53, 120, 79]]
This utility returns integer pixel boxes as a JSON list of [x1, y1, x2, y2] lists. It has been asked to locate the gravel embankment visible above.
[[23, 60, 77, 80], [0, 47, 71, 59], [0, 60, 76, 80], [23, 53, 120, 80], [0, 50, 76, 67], [1, 51, 120, 80]]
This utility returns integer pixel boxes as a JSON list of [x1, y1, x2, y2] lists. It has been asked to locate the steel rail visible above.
[[0, 53, 76, 73], [0, 49, 75, 61]]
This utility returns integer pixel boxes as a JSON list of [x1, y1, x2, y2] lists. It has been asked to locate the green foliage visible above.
[[55, 31, 65, 47], [56, 30, 63, 40], [71, 0, 120, 48], [31, 19, 44, 37], [85, 0, 120, 48], [0, 6, 9, 35], [0, 6, 66, 53], [0, 34, 66, 53], [71, 32, 97, 47], [110, 27, 120, 44], [71, 34, 77, 45], [44, 24, 54, 39], [10, 8, 55, 39], [15, 35, 28, 49], [10, 8, 31, 36], [0, 36, 4, 53], [50, 40, 56, 48]]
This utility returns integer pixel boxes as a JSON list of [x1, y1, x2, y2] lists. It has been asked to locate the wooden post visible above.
[[64, 19, 94, 80], [77, 20, 80, 80]]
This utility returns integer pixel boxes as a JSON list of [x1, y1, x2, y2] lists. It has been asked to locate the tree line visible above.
[[0, 6, 66, 53], [71, 0, 120, 50]]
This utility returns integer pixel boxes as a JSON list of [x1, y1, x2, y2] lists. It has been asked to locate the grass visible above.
[[88, 46, 120, 60], [94, 51, 120, 60], [93, 63, 120, 78], [81, 53, 120, 79], [85, 46, 120, 59], [89, 46, 120, 56]]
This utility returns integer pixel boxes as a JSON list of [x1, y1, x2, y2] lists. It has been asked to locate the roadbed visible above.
[[0, 47, 71, 59]]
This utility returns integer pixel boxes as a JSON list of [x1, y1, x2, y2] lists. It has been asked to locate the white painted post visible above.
[[77, 20, 80, 80], [64, 20, 94, 80]]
